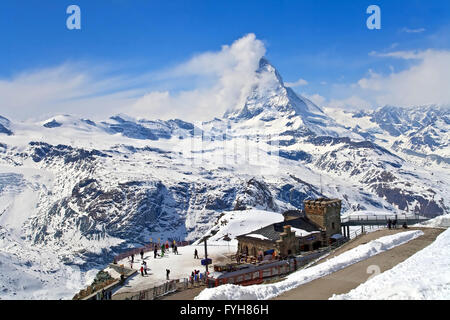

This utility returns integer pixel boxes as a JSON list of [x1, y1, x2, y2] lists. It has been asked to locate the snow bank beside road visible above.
[[414, 214, 450, 228], [195, 230, 424, 300], [331, 228, 450, 300]]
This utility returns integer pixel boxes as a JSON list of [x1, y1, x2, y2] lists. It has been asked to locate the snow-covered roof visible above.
[[246, 234, 270, 240]]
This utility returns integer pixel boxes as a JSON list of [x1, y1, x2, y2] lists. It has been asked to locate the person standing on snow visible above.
[[143, 261, 148, 275], [194, 249, 199, 259], [140, 265, 144, 277], [166, 269, 170, 280], [154, 246, 158, 259], [140, 249, 144, 260]]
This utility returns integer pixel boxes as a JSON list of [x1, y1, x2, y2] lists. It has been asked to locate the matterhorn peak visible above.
[[256, 57, 285, 86], [225, 57, 326, 121]]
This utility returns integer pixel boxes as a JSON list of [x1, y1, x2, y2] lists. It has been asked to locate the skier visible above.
[[194, 249, 199, 259], [131, 254, 134, 263], [154, 246, 158, 259], [388, 218, 392, 229], [161, 245, 165, 257], [166, 269, 170, 280], [393, 219, 397, 229], [140, 249, 144, 260], [140, 265, 144, 277], [174, 245, 178, 255]]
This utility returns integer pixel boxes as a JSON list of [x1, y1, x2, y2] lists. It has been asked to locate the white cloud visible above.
[[401, 27, 426, 33], [0, 34, 266, 122], [357, 49, 450, 107], [0, 64, 140, 121], [130, 33, 266, 121], [285, 78, 308, 87], [302, 93, 326, 107], [328, 96, 372, 110], [326, 49, 450, 109], [369, 50, 424, 60]]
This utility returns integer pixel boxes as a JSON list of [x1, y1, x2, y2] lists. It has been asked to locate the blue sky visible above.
[[1, 0, 449, 121]]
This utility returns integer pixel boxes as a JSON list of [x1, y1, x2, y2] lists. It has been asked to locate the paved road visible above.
[[273, 227, 444, 300]]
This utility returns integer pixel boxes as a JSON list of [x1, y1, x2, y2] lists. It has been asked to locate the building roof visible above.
[[237, 216, 322, 242], [304, 198, 341, 206]]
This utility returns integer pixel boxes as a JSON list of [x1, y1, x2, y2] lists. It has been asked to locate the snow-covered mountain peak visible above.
[[224, 58, 355, 138]]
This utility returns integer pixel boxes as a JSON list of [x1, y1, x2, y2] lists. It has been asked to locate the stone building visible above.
[[304, 198, 342, 239], [236, 198, 342, 259]]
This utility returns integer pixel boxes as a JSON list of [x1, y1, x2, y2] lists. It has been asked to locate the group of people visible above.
[[97, 288, 112, 300], [152, 242, 179, 259], [189, 269, 204, 283], [127, 243, 182, 279], [123, 243, 206, 283], [388, 217, 409, 229], [388, 218, 398, 229]]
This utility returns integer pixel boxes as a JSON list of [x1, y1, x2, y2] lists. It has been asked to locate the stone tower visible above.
[[304, 198, 342, 238]]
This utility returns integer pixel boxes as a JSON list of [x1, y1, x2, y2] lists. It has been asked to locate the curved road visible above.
[[273, 227, 443, 300]]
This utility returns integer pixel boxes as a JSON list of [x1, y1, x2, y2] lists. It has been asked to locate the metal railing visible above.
[[124, 277, 205, 300], [341, 214, 429, 226]]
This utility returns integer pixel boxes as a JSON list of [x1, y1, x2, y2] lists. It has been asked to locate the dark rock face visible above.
[[277, 184, 315, 209], [0, 116, 13, 135], [371, 184, 444, 217], [0, 124, 13, 135], [234, 178, 278, 211], [29, 142, 109, 164], [278, 150, 311, 162], [43, 120, 62, 128]]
